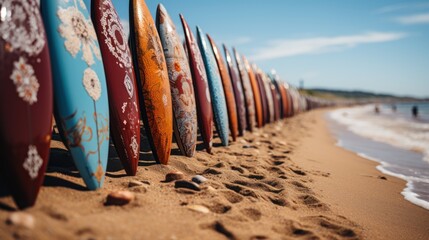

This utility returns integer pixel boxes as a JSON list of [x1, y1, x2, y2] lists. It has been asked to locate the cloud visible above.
[[250, 32, 407, 61], [377, 2, 429, 14], [395, 13, 429, 24]]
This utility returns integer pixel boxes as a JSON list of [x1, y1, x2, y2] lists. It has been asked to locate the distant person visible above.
[[374, 105, 380, 114], [392, 104, 397, 112], [412, 105, 418, 118]]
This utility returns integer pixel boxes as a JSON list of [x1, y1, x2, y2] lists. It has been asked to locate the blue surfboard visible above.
[[41, 0, 109, 190], [196, 27, 229, 146]]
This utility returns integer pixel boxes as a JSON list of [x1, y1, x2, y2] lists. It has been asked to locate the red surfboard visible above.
[[0, 0, 53, 208], [92, 0, 141, 175], [180, 15, 214, 153], [255, 69, 268, 125]]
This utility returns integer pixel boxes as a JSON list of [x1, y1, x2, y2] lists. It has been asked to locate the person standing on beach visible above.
[[374, 105, 380, 114], [412, 105, 418, 118]]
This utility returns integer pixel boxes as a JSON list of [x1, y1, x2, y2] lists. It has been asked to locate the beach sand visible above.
[[1, 109, 428, 239]]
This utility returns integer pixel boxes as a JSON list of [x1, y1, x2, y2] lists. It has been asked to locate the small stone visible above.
[[6, 212, 35, 229], [128, 180, 144, 187], [165, 171, 184, 182], [278, 141, 287, 146], [378, 176, 387, 180], [239, 139, 248, 144], [187, 205, 210, 214], [106, 190, 135, 206], [175, 180, 201, 191], [192, 175, 207, 184]]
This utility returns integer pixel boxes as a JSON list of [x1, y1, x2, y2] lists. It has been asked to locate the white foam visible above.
[[355, 153, 429, 210], [402, 182, 429, 210], [330, 105, 429, 164]]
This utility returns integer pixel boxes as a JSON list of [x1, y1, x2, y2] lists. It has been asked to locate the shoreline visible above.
[[1, 109, 428, 239], [298, 109, 429, 240]]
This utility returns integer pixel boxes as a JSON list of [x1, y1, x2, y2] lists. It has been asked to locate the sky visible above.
[[84, 0, 429, 98]]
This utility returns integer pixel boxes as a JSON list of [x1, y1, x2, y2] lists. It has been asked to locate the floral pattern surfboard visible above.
[[180, 15, 214, 153], [41, 0, 110, 190], [130, 0, 173, 164], [0, 0, 53, 208], [233, 48, 255, 131], [156, 4, 197, 157], [92, 0, 140, 175], [223, 45, 246, 136], [243, 56, 263, 128], [196, 27, 229, 147], [207, 35, 238, 141]]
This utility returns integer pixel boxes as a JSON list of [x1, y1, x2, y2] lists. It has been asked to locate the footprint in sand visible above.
[[220, 190, 244, 204], [232, 180, 284, 194], [240, 208, 262, 221]]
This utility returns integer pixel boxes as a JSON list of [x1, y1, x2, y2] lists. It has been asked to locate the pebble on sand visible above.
[[165, 171, 185, 182], [192, 175, 207, 184], [6, 212, 35, 229], [128, 180, 144, 187], [175, 180, 201, 191], [106, 190, 135, 206], [187, 205, 210, 214]]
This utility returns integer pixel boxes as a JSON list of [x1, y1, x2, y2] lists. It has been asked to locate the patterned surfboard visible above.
[[92, 0, 140, 175], [233, 48, 255, 131], [130, 0, 173, 164], [156, 4, 197, 157], [180, 15, 213, 153], [243, 57, 263, 128], [196, 27, 229, 146], [223, 45, 246, 136], [207, 35, 238, 141], [41, 0, 110, 190], [0, 0, 53, 208]]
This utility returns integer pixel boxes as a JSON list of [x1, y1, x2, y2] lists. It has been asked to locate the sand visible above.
[[1, 109, 428, 239]]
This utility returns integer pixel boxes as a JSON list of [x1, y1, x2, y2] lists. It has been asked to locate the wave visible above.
[[330, 105, 429, 163]]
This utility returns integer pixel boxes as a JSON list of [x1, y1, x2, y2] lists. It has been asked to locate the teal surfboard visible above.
[[41, 0, 109, 190], [196, 27, 229, 146]]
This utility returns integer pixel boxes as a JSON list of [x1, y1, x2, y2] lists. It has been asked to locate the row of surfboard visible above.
[[0, 0, 316, 209]]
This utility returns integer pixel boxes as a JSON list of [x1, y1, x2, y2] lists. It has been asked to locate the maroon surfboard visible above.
[[180, 15, 214, 153], [0, 0, 53, 209], [255, 70, 268, 125], [92, 0, 141, 175], [223, 45, 246, 136]]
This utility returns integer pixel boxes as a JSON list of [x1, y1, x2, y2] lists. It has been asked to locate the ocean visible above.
[[328, 102, 429, 210]]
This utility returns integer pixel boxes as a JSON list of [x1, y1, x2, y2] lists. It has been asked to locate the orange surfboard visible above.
[[207, 35, 238, 141], [243, 58, 263, 128], [130, 0, 173, 164]]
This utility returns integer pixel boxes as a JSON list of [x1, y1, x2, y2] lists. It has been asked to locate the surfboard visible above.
[[233, 49, 255, 131], [92, 0, 140, 175], [254, 69, 268, 125], [223, 45, 246, 136], [129, 0, 173, 164], [270, 80, 281, 121], [156, 4, 197, 157], [243, 57, 263, 128], [0, 0, 52, 208], [196, 27, 229, 146], [180, 15, 213, 153], [41, 0, 110, 190], [207, 35, 238, 141], [261, 72, 275, 123]]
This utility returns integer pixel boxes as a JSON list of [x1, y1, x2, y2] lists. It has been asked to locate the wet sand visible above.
[[0, 109, 428, 239]]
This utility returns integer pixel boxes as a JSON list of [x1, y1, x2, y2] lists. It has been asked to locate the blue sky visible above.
[[85, 0, 429, 98]]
